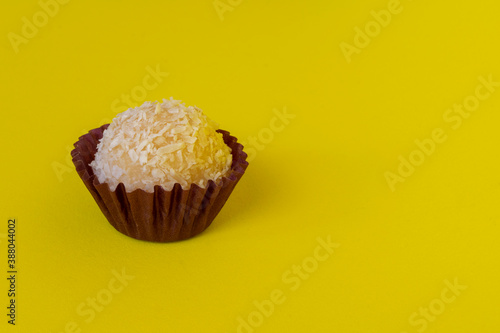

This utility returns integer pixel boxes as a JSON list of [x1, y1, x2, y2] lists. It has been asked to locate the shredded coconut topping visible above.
[[90, 98, 232, 193]]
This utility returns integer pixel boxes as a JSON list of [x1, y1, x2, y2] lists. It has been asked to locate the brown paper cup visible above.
[[71, 124, 249, 242]]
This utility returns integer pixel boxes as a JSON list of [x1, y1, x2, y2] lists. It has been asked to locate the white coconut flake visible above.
[[139, 151, 148, 165], [137, 139, 149, 152], [157, 142, 185, 155], [155, 102, 162, 114], [128, 149, 139, 162]]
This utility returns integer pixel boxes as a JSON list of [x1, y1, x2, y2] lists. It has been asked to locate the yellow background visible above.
[[2, 0, 500, 332]]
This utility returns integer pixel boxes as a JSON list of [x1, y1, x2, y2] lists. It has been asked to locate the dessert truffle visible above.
[[72, 98, 248, 242], [90, 98, 232, 193]]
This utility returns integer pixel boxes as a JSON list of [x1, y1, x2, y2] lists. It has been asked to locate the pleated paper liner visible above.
[[71, 124, 249, 242]]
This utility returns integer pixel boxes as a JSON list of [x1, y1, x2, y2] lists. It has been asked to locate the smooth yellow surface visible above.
[[1, 0, 500, 332]]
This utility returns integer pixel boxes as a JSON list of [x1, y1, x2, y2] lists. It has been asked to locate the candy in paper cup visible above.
[[71, 124, 248, 242]]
